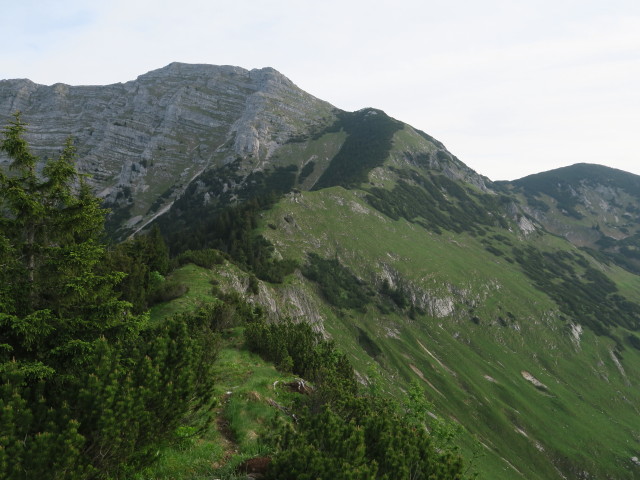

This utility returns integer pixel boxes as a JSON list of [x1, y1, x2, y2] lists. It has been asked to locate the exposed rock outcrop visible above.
[[0, 63, 335, 235]]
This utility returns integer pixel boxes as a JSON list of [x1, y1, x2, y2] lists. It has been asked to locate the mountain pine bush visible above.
[[0, 114, 219, 479]]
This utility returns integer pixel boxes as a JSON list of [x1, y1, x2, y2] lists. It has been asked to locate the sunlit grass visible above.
[[138, 326, 301, 479]]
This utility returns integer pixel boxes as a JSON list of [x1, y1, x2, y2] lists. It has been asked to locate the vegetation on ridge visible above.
[[244, 318, 467, 479], [0, 115, 220, 479], [366, 169, 511, 235], [312, 109, 404, 190]]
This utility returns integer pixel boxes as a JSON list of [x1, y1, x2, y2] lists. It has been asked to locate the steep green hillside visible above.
[[243, 185, 640, 479], [5, 71, 640, 478], [145, 115, 640, 479]]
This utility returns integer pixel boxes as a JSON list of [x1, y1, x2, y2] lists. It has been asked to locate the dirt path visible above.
[[212, 393, 239, 467]]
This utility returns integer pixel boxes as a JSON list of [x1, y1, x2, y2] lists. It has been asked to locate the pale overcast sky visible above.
[[1, 0, 639, 181]]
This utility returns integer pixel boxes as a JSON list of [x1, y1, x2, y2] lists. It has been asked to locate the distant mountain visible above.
[[499, 164, 640, 274], [2, 64, 640, 479]]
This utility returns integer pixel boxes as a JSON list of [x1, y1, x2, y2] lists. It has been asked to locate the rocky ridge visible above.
[[0, 63, 336, 235], [0, 63, 495, 239]]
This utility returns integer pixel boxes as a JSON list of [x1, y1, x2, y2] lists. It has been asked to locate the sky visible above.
[[1, 0, 639, 181]]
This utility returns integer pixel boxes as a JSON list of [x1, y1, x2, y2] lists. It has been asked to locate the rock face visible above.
[[0, 63, 335, 235], [0, 62, 498, 239]]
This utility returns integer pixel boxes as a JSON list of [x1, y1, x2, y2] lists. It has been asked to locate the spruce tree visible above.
[[0, 114, 218, 479], [0, 113, 133, 374]]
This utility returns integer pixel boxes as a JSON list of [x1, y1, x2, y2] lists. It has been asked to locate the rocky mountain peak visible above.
[[0, 63, 502, 240], [0, 63, 339, 236]]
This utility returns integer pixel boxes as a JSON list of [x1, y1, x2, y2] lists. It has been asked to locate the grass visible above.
[[149, 263, 220, 322], [269, 130, 347, 189], [212, 329, 301, 454], [138, 314, 305, 480], [136, 433, 226, 480], [252, 186, 640, 480], [141, 172, 640, 478]]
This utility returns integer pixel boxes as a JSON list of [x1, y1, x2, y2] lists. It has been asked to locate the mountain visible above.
[[2, 64, 640, 479], [0, 63, 337, 236], [0, 62, 488, 238], [499, 164, 640, 274]]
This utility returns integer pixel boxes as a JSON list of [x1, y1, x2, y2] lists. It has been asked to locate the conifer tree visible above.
[[0, 114, 218, 479], [0, 113, 133, 374], [106, 224, 172, 313]]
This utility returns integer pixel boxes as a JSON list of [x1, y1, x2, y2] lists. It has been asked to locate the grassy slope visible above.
[[258, 187, 640, 480], [142, 125, 640, 479], [142, 282, 304, 480], [149, 263, 220, 321]]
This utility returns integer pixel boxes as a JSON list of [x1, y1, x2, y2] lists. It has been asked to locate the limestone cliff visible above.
[[0, 63, 335, 235]]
